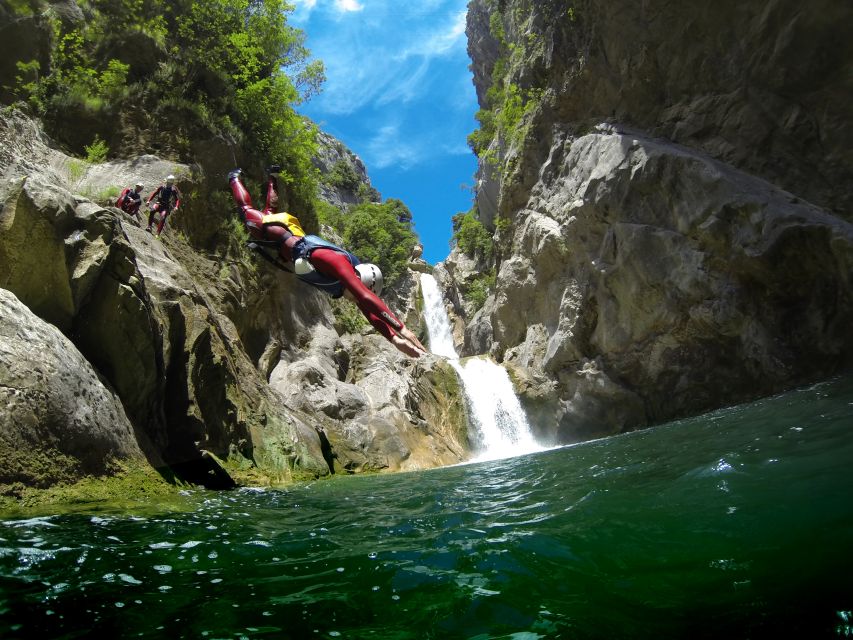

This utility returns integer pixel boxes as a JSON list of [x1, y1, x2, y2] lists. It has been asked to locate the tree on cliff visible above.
[[317, 198, 418, 286], [7, 0, 325, 212]]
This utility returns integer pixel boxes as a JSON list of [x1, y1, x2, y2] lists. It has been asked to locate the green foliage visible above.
[[14, 59, 42, 109], [467, 5, 545, 159], [98, 59, 130, 103], [67, 159, 87, 184], [27, 26, 130, 116], [331, 297, 368, 334], [224, 214, 250, 244], [6, 0, 37, 15], [96, 185, 121, 202], [465, 270, 496, 310], [383, 198, 414, 224], [494, 217, 512, 234], [451, 209, 494, 262], [218, 214, 257, 274], [467, 107, 496, 157], [327, 160, 361, 191], [339, 201, 419, 285], [498, 83, 524, 132], [12, 0, 325, 217], [317, 199, 418, 285], [489, 11, 506, 45], [470, 80, 543, 158], [315, 200, 345, 232], [357, 182, 381, 203], [169, 0, 325, 212], [84, 135, 109, 163]]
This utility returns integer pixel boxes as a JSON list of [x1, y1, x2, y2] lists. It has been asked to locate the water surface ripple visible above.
[[2, 377, 852, 639]]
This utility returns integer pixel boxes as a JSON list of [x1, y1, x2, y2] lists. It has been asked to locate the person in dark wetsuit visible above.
[[146, 174, 182, 236], [116, 182, 144, 218], [227, 167, 428, 358]]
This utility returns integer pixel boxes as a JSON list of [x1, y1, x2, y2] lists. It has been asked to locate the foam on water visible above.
[[420, 273, 544, 460]]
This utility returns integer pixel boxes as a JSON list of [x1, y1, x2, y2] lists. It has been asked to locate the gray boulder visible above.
[[270, 324, 469, 473], [0, 288, 147, 488]]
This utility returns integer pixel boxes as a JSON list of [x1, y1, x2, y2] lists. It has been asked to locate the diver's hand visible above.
[[391, 334, 427, 358], [399, 327, 428, 354]]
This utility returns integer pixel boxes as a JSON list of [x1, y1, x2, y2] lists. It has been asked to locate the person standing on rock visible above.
[[227, 166, 428, 358], [116, 182, 144, 219], [146, 174, 182, 236]]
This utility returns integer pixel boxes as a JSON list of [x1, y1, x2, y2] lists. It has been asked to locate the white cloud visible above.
[[363, 123, 417, 169], [335, 0, 364, 11], [375, 58, 432, 106], [400, 9, 467, 58], [308, 4, 470, 115], [292, 0, 363, 23], [300, 0, 476, 170], [290, 0, 317, 24], [359, 108, 475, 170]]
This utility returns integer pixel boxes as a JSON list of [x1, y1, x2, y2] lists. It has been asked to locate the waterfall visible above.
[[420, 273, 543, 461]]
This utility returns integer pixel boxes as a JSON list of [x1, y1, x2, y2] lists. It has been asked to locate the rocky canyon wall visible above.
[[0, 109, 467, 500], [446, 0, 853, 443]]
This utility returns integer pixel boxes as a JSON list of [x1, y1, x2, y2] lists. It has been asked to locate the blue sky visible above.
[[291, 0, 479, 264]]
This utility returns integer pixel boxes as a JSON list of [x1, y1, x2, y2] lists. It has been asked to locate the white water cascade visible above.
[[420, 273, 543, 461]]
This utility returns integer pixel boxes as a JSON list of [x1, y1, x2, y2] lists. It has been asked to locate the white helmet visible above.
[[135, 182, 144, 189], [165, 174, 175, 184], [355, 263, 383, 295]]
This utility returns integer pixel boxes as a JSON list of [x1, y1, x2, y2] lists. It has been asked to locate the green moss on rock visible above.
[[0, 459, 185, 517]]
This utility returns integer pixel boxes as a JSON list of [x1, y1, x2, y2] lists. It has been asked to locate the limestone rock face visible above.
[[269, 327, 468, 473], [0, 288, 146, 488], [433, 259, 475, 353], [0, 166, 331, 486], [467, 0, 853, 219], [313, 131, 378, 209], [0, 108, 469, 494], [452, 0, 853, 443], [466, 126, 853, 441]]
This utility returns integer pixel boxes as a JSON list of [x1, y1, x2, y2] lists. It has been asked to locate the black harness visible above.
[[246, 241, 293, 273], [157, 185, 178, 207]]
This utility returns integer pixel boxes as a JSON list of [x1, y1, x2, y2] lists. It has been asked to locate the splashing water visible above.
[[420, 273, 543, 460]]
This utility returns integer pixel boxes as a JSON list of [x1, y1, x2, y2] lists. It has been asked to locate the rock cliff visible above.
[[448, 0, 853, 442], [314, 131, 380, 210], [0, 108, 467, 501]]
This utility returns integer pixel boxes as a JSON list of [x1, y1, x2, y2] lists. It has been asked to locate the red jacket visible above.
[[116, 188, 142, 214]]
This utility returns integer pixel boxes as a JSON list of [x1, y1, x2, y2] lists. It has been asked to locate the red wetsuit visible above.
[[116, 188, 142, 216], [228, 174, 407, 343]]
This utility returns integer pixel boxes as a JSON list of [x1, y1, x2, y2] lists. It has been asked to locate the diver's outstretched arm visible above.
[[313, 248, 427, 358]]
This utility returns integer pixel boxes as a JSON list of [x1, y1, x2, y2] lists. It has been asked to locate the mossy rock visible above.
[[0, 460, 185, 517]]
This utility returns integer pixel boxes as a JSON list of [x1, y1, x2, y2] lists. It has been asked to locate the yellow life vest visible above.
[[261, 212, 306, 237]]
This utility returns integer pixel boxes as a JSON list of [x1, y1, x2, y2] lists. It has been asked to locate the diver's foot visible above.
[[145, 226, 152, 233], [228, 168, 244, 182], [266, 164, 282, 176]]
